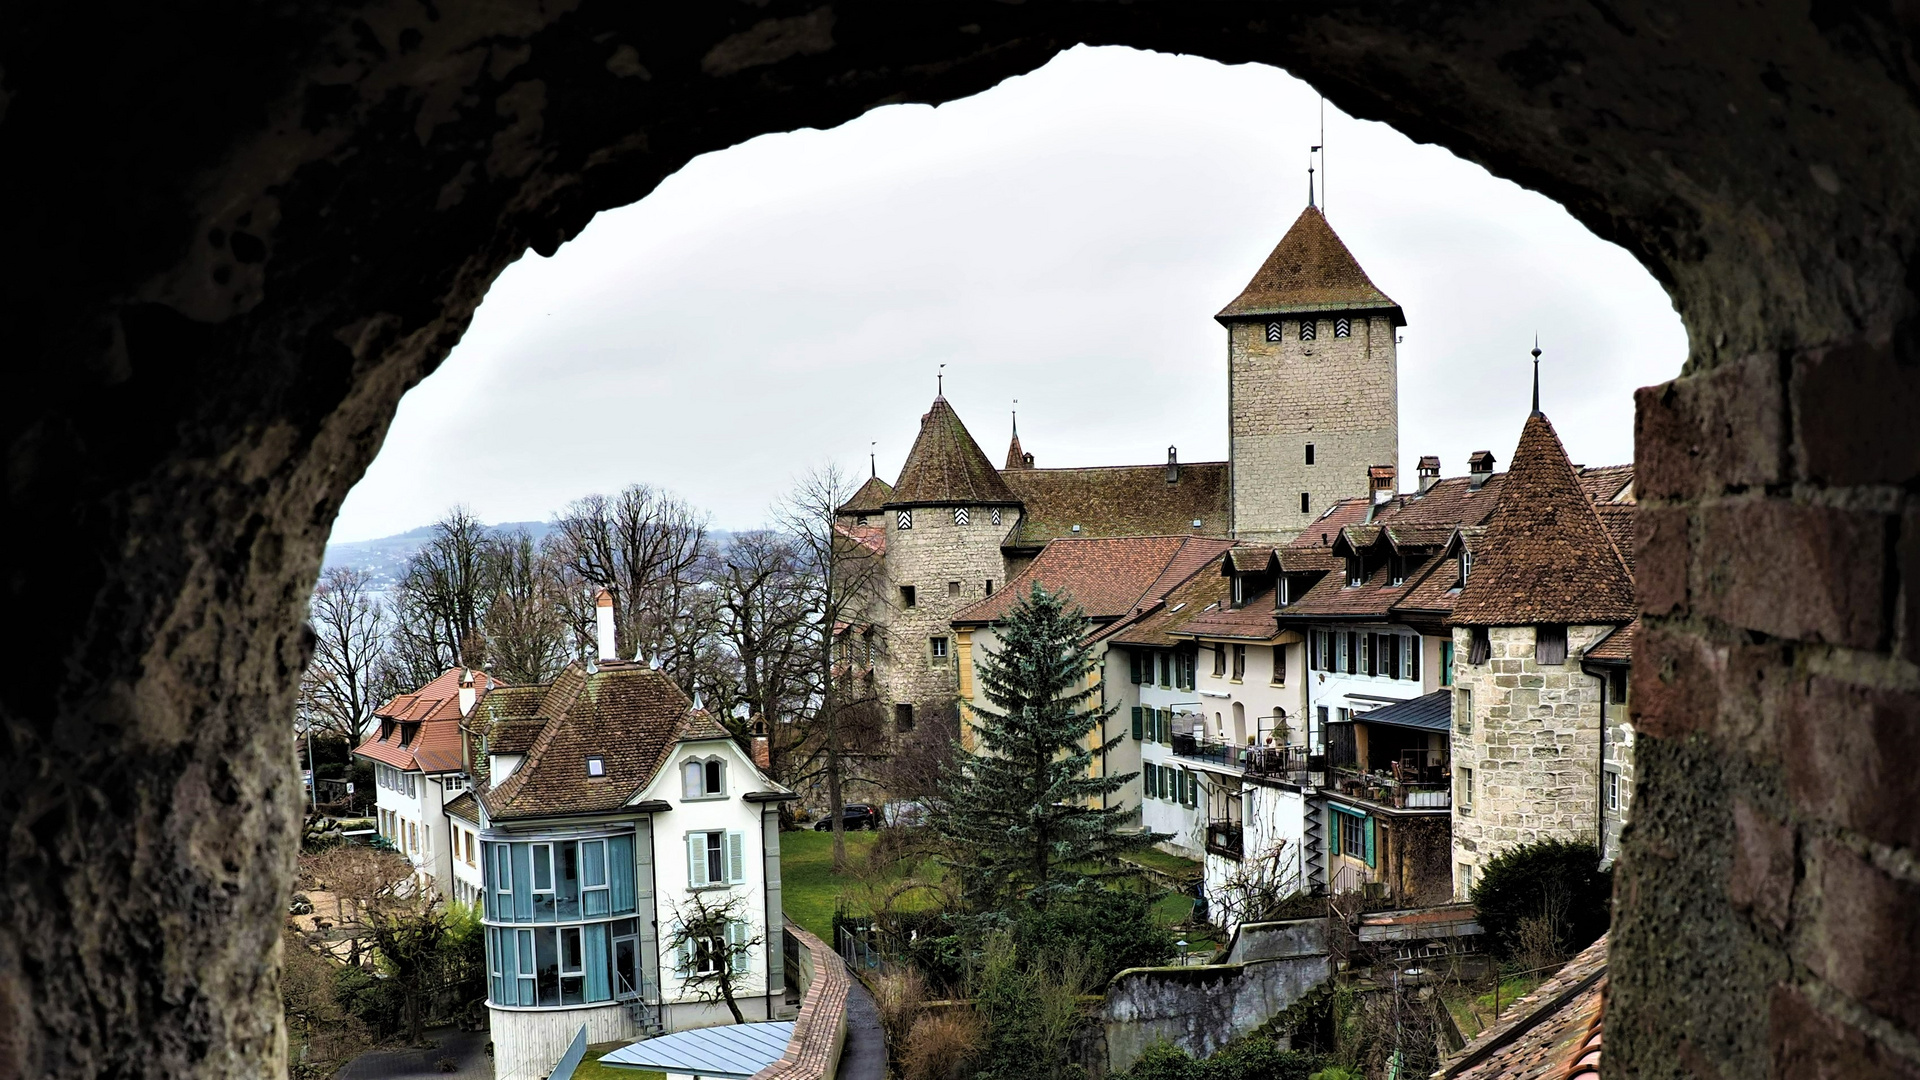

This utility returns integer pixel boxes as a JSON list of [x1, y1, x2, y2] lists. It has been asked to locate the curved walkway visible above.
[[836, 970, 886, 1080]]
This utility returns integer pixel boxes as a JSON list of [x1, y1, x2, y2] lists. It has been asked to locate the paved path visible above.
[[836, 965, 887, 1080], [333, 1026, 491, 1080]]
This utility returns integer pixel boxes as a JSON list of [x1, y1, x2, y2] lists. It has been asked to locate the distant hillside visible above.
[[322, 521, 734, 589], [321, 521, 553, 589]]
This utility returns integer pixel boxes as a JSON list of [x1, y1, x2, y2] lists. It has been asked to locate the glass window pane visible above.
[[561, 975, 585, 1006], [556, 843, 579, 919], [584, 923, 611, 1002], [582, 841, 606, 887], [533, 845, 553, 890], [513, 844, 533, 921], [536, 929, 560, 1006], [584, 887, 609, 917], [609, 835, 635, 913]]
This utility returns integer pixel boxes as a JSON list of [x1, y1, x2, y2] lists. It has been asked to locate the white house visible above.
[[353, 666, 496, 900], [471, 593, 793, 1080]]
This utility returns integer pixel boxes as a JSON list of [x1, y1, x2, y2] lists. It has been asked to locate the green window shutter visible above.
[[686, 832, 707, 889], [1364, 818, 1377, 868], [1328, 812, 1341, 856], [1143, 766, 1153, 800], [726, 831, 746, 884], [727, 920, 750, 974], [1130, 653, 1142, 684], [1132, 707, 1143, 740], [1161, 710, 1171, 742], [674, 935, 693, 976]]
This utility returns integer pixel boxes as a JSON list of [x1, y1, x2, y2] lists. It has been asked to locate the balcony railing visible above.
[[1205, 820, 1244, 859], [1171, 735, 1312, 782], [1328, 770, 1452, 810]]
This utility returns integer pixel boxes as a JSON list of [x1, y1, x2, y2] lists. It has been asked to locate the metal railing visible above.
[[1328, 770, 1452, 809], [1171, 736, 1312, 781], [1205, 820, 1244, 858]]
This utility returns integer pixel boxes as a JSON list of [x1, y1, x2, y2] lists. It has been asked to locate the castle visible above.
[[835, 204, 1404, 736]]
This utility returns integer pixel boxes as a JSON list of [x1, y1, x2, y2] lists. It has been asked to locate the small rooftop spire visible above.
[[1307, 155, 1317, 208], [870, 441, 876, 479], [937, 363, 946, 398], [1530, 337, 1544, 417]]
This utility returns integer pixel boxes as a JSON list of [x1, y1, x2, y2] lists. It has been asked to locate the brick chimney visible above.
[[1469, 451, 1496, 489], [594, 588, 619, 662], [1417, 455, 1442, 492], [750, 718, 771, 772]]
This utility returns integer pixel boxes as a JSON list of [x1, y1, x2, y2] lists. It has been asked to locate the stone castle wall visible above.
[[873, 504, 1011, 731], [1449, 624, 1612, 894], [1229, 314, 1397, 541]]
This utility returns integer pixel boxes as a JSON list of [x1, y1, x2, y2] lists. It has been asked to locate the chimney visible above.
[[1469, 451, 1496, 489], [1417, 455, 1442, 493], [750, 718, 771, 771], [1366, 465, 1396, 521], [1166, 446, 1180, 483], [594, 588, 618, 662], [458, 668, 477, 716]]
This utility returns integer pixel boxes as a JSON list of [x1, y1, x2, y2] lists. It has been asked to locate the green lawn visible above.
[[1125, 846, 1204, 879], [779, 829, 880, 941], [574, 1044, 664, 1080]]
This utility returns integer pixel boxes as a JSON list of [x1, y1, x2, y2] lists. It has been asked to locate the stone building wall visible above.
[[1448, 624, 1613, 895], [1600, 685, 1634, 865], [1228, 314, 1397, 541], [872, 503, 1011, 734]]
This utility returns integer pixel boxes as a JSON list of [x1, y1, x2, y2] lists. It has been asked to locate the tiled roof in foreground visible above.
[[1441, 935, 1607, 1080]]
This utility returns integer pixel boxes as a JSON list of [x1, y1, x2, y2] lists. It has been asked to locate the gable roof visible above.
[[836, 474, 894, 516], [1103, 551, 1238, 648], [999, 462, 1230, 552], [1216, 206, 1404, 324], [481, 663, 753, 822], [1451, 414, 1637, 626], [355, 667, 499, 774], [886, 396, 1018, 507], [951, 535, 1212, 626], [1583, 618, 1637, 664]]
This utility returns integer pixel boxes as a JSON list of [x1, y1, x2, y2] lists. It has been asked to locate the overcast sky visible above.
[[332, 46, 1688, 543]]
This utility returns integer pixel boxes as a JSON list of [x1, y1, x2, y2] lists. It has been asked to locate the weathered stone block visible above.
[[1791, 338, 1920, 488], [1638, 503, 1691, 616], [1635, 352, 1786, 499], [1769, 983, 1920, 1080], [1729, 798, 1794, 934], [1697, 499, 1888, 649], [1785, 677, 1920, 852], [1802, 838, 1920, 1032]]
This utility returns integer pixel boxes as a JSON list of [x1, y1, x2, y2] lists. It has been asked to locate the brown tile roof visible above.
[[1281, 556, 1419, 619], [481, 663, 719, 822], [836, 475, 894, 515], [1223, 545, 1276, 573], [887, 396, 1017, 507], [1004, 429, 1027, 470], [468, 685, 547, 755], [1105, 553, 1237, 648], [1391, 552, 1465, 617], [1595, 504, 1634, 575], [1216, 206, 1404, 323], [1445, 936, 1608, 1080], [1583, 618, 1636, 663], [1576, 463, 1634, 504], [952, 535, 1196, 625], [1451, 414, 1637, 627], [1000, 462, 1229, 551], [1175, 586, 1286, 640], [445, 791, 479, 823], [355, 667, 500, 774]]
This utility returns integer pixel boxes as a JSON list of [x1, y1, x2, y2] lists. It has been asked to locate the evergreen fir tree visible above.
[[938, 583, 1164, 910]]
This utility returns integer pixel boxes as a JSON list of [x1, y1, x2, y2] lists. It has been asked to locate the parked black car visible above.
[[813, 803, 881, 831]]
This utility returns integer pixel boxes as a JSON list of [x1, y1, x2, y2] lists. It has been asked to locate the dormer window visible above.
[[1390, 556, 1407, 587], [1334, 317, 1352, 338], [585, 756, 605, 778], [1232, 576, 1245, 608], [1299, 319, 1317, 341], [1276, 577, 1291, 607], [1459, 549, 1474, 586], [1265, 321, 1284, 342], [1346, 557, 1364, 588]]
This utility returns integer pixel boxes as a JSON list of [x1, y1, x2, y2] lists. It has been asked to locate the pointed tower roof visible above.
[[836, 475, 894, 516], [1005, 429, 1027, 470], [1216, 206, 1404, 325], [886, 396, 1019, 507], [1451, 413, 1636, 626]]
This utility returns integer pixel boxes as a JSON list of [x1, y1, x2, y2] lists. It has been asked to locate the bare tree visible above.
[[390, 507, 499, 684], [1209, 839, 1306, 931], [777, 464, 887, 870], [482, 528, 572, 683], [664, 892, 764, 1025], [547, 485, 712, 684], [299, 566, 395, 745], [713, 530, 814, 732], [296, 845, 416, 967]]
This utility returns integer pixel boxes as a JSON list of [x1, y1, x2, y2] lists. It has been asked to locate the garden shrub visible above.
[[1013, 882, 1174, 985], [1117, 1039, 1320, 1080], [1467, 838, 1611, 963], [903, 1009, 984, 1080]]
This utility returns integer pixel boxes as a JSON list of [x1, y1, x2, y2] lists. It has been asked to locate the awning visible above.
[[1348, 689, 1451, 734], [598, 1021, 794, 1078]]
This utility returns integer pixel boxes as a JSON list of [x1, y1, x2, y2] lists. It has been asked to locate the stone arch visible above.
[[3, 4, 1917, 1077]]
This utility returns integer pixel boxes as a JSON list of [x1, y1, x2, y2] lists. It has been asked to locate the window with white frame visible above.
[[1459, 767, 1474, 813], [1455, 687, 1473, 735], [586, 756, 605, 777], [1605, 770, 1620, 812], [443, 774, 468, 791], [930, 636, 949, 663], [686, 830, 747, 888], [682, 757, 726, 799]]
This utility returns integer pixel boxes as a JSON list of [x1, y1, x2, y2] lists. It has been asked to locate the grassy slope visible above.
[[779, 829, 879, 942]]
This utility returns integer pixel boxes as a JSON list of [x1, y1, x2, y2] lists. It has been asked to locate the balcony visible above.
[[1205, 820, 1244, 859], [1328, 769, 1451, 810], [1172, 736, 1312, 782]]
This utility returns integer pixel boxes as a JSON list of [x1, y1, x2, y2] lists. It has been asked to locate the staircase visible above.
[[1304, 802, 1327, 895]]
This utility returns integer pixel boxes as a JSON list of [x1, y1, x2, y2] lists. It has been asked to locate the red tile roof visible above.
[[1583, 618, 1636, 663], [1216, 206, 1404, 324], [887, 396, 1018, 507], [1451, 415, 1636, 627], [999, 462, 1230, 551], [355, 667, 499, 774], [1104, 553, 1237, 648], [1176, 585, 1287, 641], [951, 535, 1202, 625]]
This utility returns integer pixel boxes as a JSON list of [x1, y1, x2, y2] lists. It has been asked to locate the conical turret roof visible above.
[[887, 396, 1019, 507], [1216, 206, 1404, 325], [836, 475, 894, 516], [1451, 413, 1636, 626], [1005, 430, 1027, 470]]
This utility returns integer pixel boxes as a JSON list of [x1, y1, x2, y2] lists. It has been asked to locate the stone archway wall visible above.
[[1, 3, 1915, 1077]]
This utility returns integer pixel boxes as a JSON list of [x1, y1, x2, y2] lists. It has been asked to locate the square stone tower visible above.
[[1217, 205, 1404, 542]]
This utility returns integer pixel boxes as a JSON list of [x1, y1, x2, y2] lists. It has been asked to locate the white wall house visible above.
[[354, 667, 495, 898], [472, 595, 793, 1080]]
